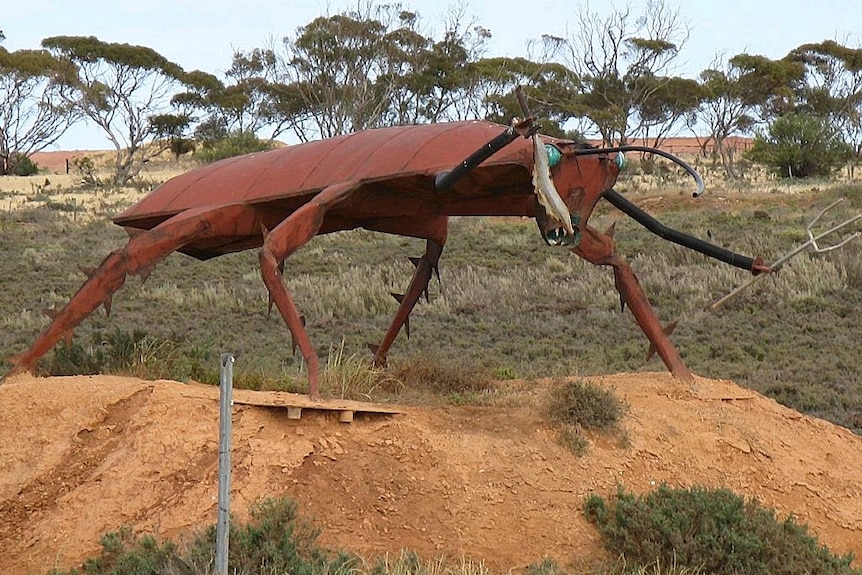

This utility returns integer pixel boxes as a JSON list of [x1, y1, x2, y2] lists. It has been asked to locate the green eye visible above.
[[615, 151, 627, 170], [545, 144, 562, 168]]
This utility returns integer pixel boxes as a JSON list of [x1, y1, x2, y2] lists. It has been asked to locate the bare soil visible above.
[[1, 372, 861, 575]]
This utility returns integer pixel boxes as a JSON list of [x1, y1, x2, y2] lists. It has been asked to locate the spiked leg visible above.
[[371, 236, 445, 367], [6, 204, 259, 378], [259, 182, 358, 398], [573, 225, 694, 382]]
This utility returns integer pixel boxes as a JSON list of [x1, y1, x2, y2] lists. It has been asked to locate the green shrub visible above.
[[49, 338, 105, 376], [545, 379, 626, 432], [544, 379, 627, 456], [47, 329, 180, 379], [47, 526, 179, 575], [71, 156, 103, 187], [746, 113, 852, 178], [583, 484, 860, 575], [9, 153, 39, 176], [47, 498, 356, 575], [194, 130, 275, 163], [184, 498, 356, 575]]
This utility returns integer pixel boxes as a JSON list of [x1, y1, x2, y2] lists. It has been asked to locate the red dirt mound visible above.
[[1, 372, 860, 574], [29, 151, 99, 174]]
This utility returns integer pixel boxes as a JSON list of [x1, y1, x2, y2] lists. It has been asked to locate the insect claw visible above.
[[289, 315, 306, 355], [368, 343, 388, 367], [62, 330, 74, 345], [42, 308, 60, 320], [647, 321, 679, 361], [605, 221, 617, 239], [612, 267, 627, 312], [137, 264, 155, 284]]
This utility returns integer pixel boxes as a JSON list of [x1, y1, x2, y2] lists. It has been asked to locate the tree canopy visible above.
[[41, 35, 190, 185], [0, 46, 79, 175], [1, 3, 861, 181]]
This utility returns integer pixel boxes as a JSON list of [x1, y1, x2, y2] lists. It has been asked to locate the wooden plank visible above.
[[179, 384, 404, 422]]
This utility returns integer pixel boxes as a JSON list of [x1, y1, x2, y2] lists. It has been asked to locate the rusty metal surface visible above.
[[116, 121, 534, 230], [9, 116, 712, 397]]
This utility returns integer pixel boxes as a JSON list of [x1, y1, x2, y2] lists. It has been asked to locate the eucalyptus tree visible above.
[[172, 47, 305, 148], [0, 46, 78, 174], [788, 40, 862, 154], [696, 53, 804, 178], [747, 111, 852, 178], [635, 74, 702, 148], [421, 9, 493, 123], [275, 9, 399, 140], [371, 6, 497, 126], [263, 5, 496, 141], [41, 36, 188, 185], [469, 56, 580, 137], [539, 0, 693, 146]]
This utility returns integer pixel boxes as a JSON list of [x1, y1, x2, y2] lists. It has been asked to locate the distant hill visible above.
[[587, 136, 754, 155]]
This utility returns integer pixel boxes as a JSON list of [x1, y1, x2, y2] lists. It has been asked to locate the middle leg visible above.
[[366, 216, 448, 367], [259, 182, 358, 397]]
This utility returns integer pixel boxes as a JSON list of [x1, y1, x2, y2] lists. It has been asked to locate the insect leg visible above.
[[571, 225, 695, 383], [364, 216, 448, 368], [259, 182, 358, 398], [6, 204, 258, 379]]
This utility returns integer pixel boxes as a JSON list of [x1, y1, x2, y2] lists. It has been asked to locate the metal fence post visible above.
[[215, 353, 234, 575]]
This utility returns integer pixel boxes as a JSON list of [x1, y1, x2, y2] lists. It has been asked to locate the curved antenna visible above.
[[575, 145, 705, 198]]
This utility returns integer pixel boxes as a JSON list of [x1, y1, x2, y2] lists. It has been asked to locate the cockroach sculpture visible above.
[[5, 106, 773, 396]]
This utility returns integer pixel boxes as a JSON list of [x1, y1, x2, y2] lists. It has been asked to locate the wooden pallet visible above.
[[181, 384, 404, 423]]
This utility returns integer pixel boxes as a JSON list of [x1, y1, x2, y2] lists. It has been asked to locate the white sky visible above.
[[4, 0, 860, 149]]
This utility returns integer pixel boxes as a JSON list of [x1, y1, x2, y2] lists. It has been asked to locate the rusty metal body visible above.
[[8, 120, 698, 395]]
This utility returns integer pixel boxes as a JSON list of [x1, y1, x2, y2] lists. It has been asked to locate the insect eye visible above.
[[615, 151, 627, 170], [545, 144, 562, 168]]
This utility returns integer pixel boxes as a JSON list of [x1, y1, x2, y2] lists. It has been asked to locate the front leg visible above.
[[572, 225, 694, 383]]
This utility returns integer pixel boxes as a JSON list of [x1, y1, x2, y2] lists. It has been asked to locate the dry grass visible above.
[[2, 153, 862, 428]]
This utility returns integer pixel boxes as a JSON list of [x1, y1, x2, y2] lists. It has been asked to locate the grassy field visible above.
[[2, 154, 861, 431]]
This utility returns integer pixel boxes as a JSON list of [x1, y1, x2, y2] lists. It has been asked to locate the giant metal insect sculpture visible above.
[[8, 100, 790, 396]]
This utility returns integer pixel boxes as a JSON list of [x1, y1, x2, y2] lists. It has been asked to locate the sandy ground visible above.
[[1, 371, 860, 575], [3, 150, 861, 573], [1, 151, 184, 222]]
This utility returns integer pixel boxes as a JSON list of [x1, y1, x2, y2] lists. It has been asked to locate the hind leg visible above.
[[572, 225, 694, 382], [7, 204, 259, 378]]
